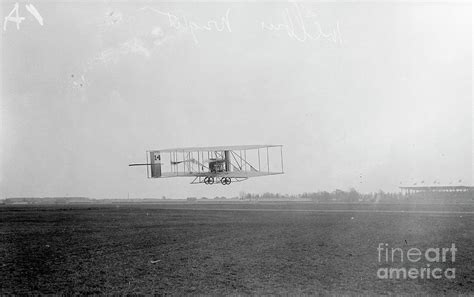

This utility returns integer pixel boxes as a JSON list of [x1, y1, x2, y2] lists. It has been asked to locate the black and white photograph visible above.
[[1, 0, 473, 294]]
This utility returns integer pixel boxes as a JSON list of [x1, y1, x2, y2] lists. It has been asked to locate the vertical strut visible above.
[[280, 146, 284, 173], [146, 151, 149, 178], [267, 147, 269, 173], [258, 148, 260, 172], [244, 150, 247, 171]]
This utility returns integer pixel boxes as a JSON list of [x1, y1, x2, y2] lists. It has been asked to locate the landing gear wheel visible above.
[[221, 177, 231, 185], [204, 176, 214, 185]]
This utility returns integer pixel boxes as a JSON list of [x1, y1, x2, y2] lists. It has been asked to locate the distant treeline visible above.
[[2, 189, 473, 204], [239, 189, 474, 203], [2, 197, 92, 204], [1, 197, 172, 204]]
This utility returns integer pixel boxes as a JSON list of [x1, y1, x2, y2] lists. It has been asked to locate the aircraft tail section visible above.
[[150, 151, 162, 178]]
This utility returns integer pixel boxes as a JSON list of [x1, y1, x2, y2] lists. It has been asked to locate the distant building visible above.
[[400, 186, 474, 195]]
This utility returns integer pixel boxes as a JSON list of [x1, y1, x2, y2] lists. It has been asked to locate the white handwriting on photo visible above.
[[140, 6, 232, 44], [3, 2, 43, 31], [4, 3, 342, 46], [261, 3, 342, 44]]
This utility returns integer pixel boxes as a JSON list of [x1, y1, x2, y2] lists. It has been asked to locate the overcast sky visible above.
[[1, 1, 472, 198]]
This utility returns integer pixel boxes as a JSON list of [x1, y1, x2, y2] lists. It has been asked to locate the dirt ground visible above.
[[1, 202, 473, 294]]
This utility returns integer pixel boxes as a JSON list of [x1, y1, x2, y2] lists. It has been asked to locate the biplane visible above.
[[129, 145, 284, 185]]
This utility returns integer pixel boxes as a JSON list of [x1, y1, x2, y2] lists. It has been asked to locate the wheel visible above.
[[204, 176, 210, 185], [207, 177, 214, 185], [221, 177, 231, 185]]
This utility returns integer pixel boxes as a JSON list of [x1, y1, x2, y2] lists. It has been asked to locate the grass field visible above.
[[1, 202, 473, 294]]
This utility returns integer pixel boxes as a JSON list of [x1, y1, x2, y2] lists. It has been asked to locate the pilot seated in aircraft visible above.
[[209, 160, 225, 173]]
